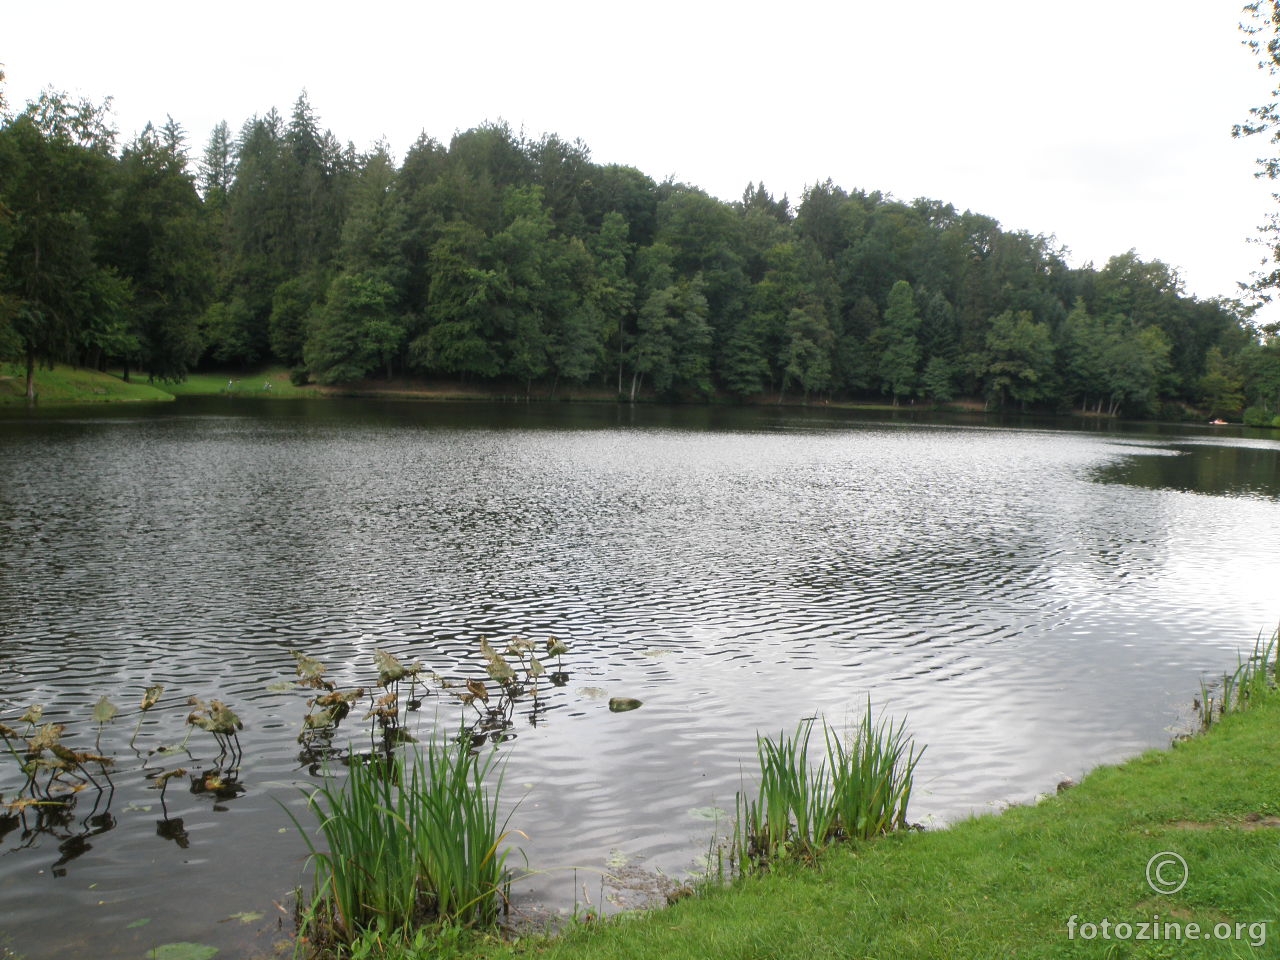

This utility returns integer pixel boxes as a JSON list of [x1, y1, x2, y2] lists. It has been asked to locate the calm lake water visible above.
[[1, 399, 1278, 959]]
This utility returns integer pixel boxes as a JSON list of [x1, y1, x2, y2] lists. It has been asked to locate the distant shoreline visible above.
[[2, 363, 1228, 424]]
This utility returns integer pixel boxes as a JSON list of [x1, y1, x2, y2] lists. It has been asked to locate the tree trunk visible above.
[[617, 319, 625, 396], [25, 347, 36, 404], [629, 370, 641, 403]]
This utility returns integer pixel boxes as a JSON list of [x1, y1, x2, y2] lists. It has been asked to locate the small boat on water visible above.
[[1210, 418, 1228, 425]]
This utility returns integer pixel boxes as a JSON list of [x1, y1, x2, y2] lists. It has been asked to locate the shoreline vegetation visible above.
[[364, 634, 1280, 960], [4, 94, 1277, 425], [0, 363, 1251, 424]]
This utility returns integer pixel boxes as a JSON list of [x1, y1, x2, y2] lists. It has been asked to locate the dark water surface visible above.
[[1, 400, 1278, 958]]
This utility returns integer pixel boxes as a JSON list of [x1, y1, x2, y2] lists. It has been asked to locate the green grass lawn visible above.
[[0, 363, 326, 407], [162, 367, 322, 399], [0, 362, 175, 405], [418, 697, 1280, 960]]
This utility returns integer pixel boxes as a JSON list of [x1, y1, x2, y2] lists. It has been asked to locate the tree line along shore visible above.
[[2, 86, 1278, 422]]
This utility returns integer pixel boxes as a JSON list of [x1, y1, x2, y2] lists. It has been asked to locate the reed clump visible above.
[[733, 700, 923, 872], [290, 735, 514, 951], [1198, 627, 1280, 730]]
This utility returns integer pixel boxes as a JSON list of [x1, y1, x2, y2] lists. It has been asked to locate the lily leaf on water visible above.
[[479, 637, 516, 685], [140, 685, 164, 712], [186, 699, 243, 735], [506, 637, 536, 656], [374, 649, 408, 687], [28, 723, 66, 752], [145, 941, 218, 960], [93, 696, 119, 725], [292, 650, 328, 688]]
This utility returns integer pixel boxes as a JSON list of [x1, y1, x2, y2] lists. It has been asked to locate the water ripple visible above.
[[0, 404, 1278, 958]]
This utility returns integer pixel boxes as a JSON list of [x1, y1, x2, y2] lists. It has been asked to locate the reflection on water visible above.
[[1092, 439, 1280, 500], [0, 401, 1278, 959]]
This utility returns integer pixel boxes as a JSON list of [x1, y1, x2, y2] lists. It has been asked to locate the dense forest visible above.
[[3, 81, 1280, 421]]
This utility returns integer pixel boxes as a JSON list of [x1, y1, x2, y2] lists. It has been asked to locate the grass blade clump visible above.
[[824, 700, 925, 841], [290, 734, 513, 949], [734, 720, 832, 867], [1200, 628, 1279, 730], [733, 702, 923, 874]]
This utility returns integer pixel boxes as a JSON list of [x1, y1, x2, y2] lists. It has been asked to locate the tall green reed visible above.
[[733, 702, 923, 872], [734, 720, 832, 865], [288, 734, 514, 949], [1200, 628, 1279, 730], [825, 700, 924, 841]]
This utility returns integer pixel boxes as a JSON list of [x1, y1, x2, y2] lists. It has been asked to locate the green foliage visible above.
[[105, 120, 212, 380], [0, 81, 1266, 410], [871, 280, 921, 403], [269, 273, 328, 368], [980, 309, 1055, 409], [1199, 346, 1246, 417], [304, 273, 405, 384], [920, 355, 955, 402], [0, 91, 120, 398], [1242, 405, 1280, 427], [144, 943, 218, 960], [780, 306, 834, 400]]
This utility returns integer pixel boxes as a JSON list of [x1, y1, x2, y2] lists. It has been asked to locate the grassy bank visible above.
[[2, 363, 934, 409], [0, 362, 175, 406], [415, 691, 1280, 960], [161, 367, 323, 399]]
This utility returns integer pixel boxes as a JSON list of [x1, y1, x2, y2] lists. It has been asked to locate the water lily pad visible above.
[[146, 943, 218, 960], [688, 806, 726, 821], [546, 636, 569, 657], [224, 911, 263, 924], [479, 638, 516, 685], [608, 697, 643, 713], [264, 680, 295, 693], [606, 848, 630, 868], [577, 686, 608, 700], [140, 684, 164, 711], [93, 695, 119, 724], [126, 918, 151, 929]]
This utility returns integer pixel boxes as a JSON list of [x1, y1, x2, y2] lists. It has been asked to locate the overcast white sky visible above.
[[4, 1, 1279, 320]]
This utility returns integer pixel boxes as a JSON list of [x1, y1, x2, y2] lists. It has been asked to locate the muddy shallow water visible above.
[[1, 400, 1277, 959]]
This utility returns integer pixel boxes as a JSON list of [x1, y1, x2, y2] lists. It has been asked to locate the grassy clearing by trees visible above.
[[0, 361, 173, 405]]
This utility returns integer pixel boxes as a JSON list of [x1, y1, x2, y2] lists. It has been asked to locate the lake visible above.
[[1, 399, 1278, 959]]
